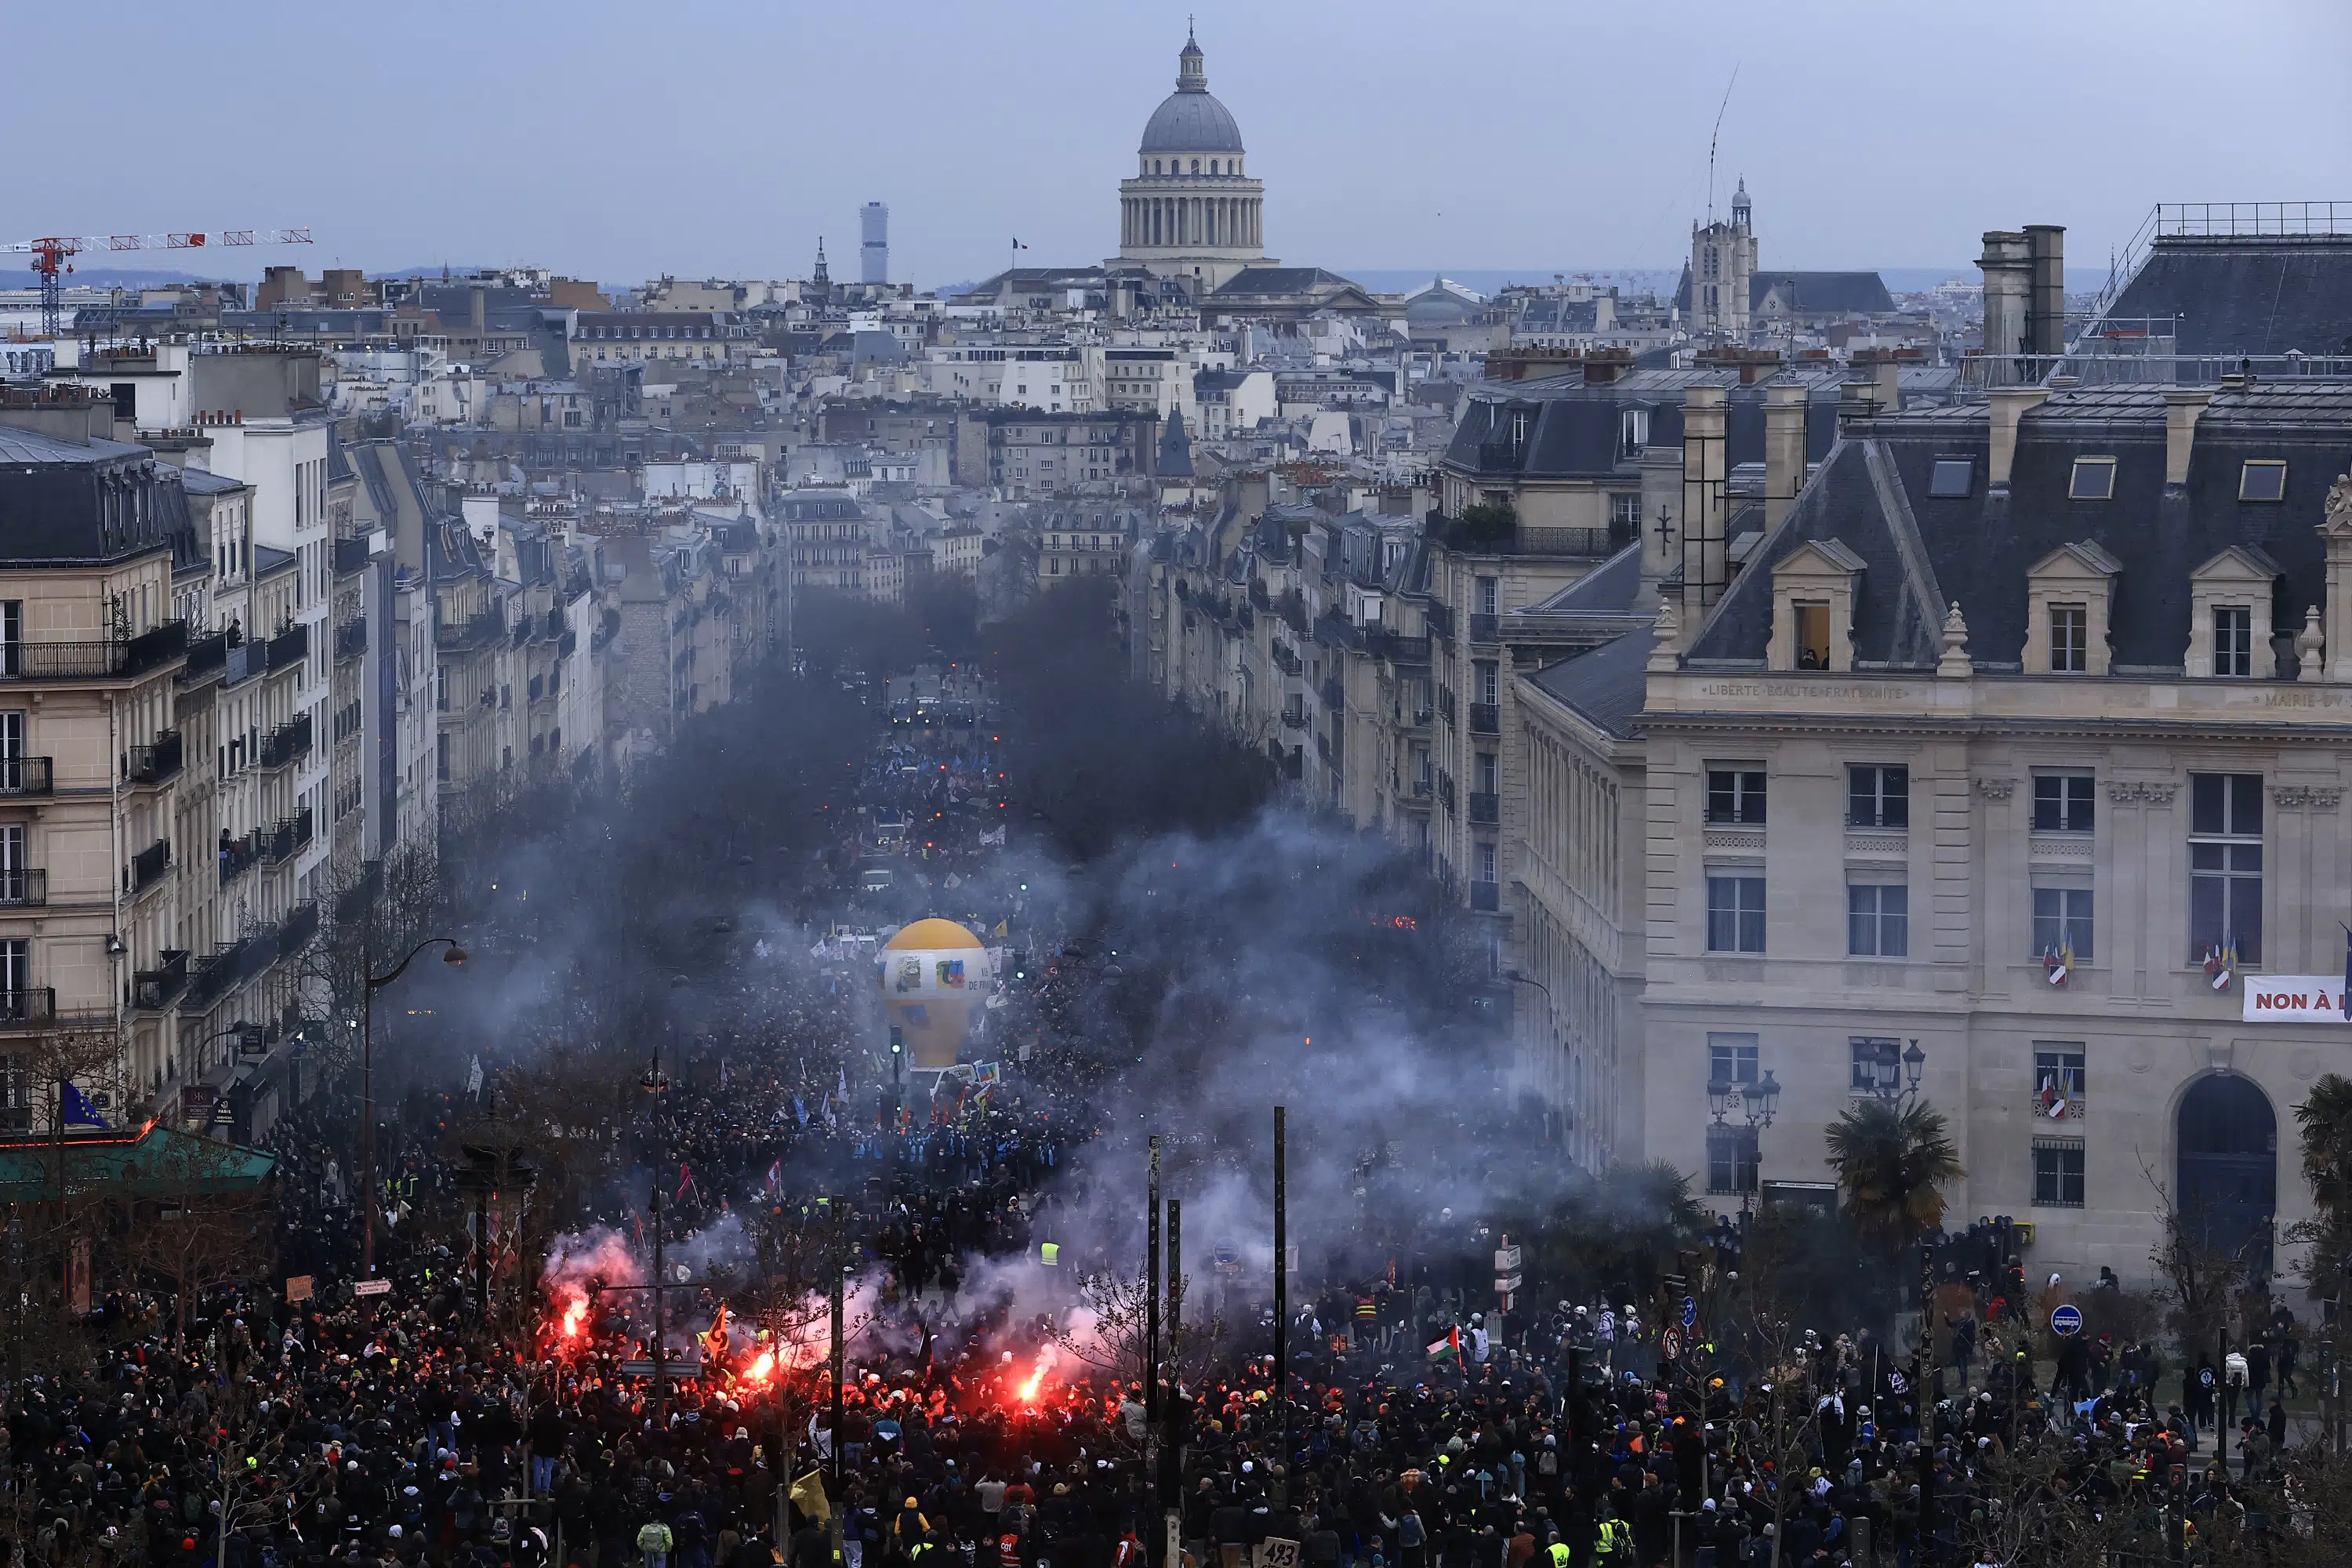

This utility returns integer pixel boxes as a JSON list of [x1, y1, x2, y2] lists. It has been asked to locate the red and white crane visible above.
[[2, 227, 313, 335]]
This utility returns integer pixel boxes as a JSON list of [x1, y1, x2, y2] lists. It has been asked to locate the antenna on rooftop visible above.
[[1704, 65, 1739, 224]]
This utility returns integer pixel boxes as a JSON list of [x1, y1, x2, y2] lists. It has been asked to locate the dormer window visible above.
[[2214, 606, 2253, 677], [2024, 543, 2121, 675], [2050, 604, 2088, 672], [1619, 408, 1649, 456], [1766, 539, 1865, 672], [2068, 456, 2117, 500], [1510, 410, 1530, 452], [2239, 459, 2286, 502], [2186, 545, 2281, 680], [1795, 605, 1831, 668]]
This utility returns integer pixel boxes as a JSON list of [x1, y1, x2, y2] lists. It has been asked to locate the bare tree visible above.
[[118, 1131, 274, 1348]]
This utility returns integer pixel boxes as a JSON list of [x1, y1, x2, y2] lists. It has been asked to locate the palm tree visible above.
[[2293, 1073, 2352, 1284], [1823, 1099, 1964, 1254]]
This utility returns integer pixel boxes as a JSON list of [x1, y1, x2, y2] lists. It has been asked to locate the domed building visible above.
[[1114, 29, 1274, 291]]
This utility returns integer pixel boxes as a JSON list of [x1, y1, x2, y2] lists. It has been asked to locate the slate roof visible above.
[[1443, 370, 1845, 481], [1684, 383, 2352, 671], [0, 427, 147, 465], [1751, 270, 1896, 316], [2095, 235, 2352, 358], [1530, 541, 1644, 613], [1527, 623, 1657, 740], [1210, 268, 1368, 299], [1670, 269, 1893, 317]]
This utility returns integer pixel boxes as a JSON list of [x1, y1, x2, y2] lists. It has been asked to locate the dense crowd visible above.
[[6, 677, 2338, 1568]]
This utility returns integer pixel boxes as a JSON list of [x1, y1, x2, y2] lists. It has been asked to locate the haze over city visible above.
[[6, 0, 2348, 286], [5, 7, 2352, 1568]]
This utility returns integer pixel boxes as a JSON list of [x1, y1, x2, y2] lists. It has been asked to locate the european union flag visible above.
[[61, 1080, 106, 1128]]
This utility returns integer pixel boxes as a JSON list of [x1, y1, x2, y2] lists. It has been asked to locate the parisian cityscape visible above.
[[1, 6, 2348, 1566]]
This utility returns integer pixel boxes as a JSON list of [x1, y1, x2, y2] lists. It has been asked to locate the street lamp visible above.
[[1859, 1037, 1927, 1109], [361, 936, 466, 1287], [1503, 971, 1565, 1141], [1705, 1069, 1780, 1218]]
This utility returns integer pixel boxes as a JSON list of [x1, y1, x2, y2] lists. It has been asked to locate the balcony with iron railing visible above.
[[266, 623, 308, 673], [1271, 642, 1302, 677], [1470, 612, 1500, 644], [1468, 792, 1500, 826], [264, 808, 314, 866], [0, 619, 188, 682], [125, 729, 183, 788], [125, 838, 170, 899], [1469, 702, 1501, 735], [438, 602, 505, 652], [335, 617, 367, 662], [0, 756, 53, 797], [1470, 880, 1501, 913], [260, 713, 312, 771], [181, 630, 228, 681], [132, 949, 190, 1012], [332, 534, 372, 575], [185, 934, 270, 1014], [219, 829, 262, 887], [0, 867, 45, 908], [0, 988, 57, 1030], [278, 898, 318, 954]]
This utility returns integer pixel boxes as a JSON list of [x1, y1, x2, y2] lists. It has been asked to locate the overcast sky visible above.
[[7, 0, 2347, 293]]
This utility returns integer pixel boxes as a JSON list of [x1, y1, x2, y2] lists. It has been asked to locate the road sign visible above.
[[1661, 1329, 1681, 1359], [2050, 1303, 2084, 1338], [352, 1278, 391, 1298], [1496, 1273, 1523, 1295], [619, 1357, 704, 1379], [1494, 1245, 1522, 1273], [1682, 1296, 1697, 1328]]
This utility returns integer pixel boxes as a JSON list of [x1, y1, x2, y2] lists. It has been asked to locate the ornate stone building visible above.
[[1507, 368, 2352, 1288], [1112, 31, 1272, 292]]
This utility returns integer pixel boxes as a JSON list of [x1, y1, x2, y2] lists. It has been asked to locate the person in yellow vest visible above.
[[1543, 1531, 1570, 1568], [1592, 1512, 1630, 1562]]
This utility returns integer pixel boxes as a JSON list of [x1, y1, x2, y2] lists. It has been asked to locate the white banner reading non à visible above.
[[2241, 977, 2352, 1023]]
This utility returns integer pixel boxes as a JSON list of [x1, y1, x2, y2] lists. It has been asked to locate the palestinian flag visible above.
[[1427, 1326, 1461, 1363]]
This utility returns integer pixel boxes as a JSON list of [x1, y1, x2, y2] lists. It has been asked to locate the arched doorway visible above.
[[2176, 1073, 2277, 1278]]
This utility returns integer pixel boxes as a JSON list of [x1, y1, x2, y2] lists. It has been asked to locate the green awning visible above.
[[0, 1122, 277, 1203]]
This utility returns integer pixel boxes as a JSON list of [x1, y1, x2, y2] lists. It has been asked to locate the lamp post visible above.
[[360, 936, 466, 1288], [1502, 971, 1562, 1142], [1704, 1068, 1780, 1220], [1857, 1036, 1936, 1564], [1858, 1036, 1928, 1111]]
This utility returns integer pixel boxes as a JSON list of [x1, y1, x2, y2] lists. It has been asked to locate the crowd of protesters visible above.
[[7, 673, 2341, 1568]]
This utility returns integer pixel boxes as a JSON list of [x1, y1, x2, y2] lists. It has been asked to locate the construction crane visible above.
[[1, 227, 313, 336]]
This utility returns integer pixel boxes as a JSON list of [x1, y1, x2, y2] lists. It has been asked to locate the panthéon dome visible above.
[[1138, 31, 1244, 154]]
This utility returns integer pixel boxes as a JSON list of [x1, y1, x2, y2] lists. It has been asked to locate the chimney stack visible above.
[[1977, 231, 2033, 379], [1986, 387, 2049, 489], [1762, 383, 1808, 530], [2164, 387, 2213, 487], [1680, 384, 1728, 615], [2025, 224, 2067, 358]]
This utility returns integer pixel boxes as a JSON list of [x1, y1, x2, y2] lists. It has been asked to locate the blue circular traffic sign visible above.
[[2050, 1304, 2083, 1338]]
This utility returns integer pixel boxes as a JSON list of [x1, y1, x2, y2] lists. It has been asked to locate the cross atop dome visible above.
[[1178, 27, 1207, 91]]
